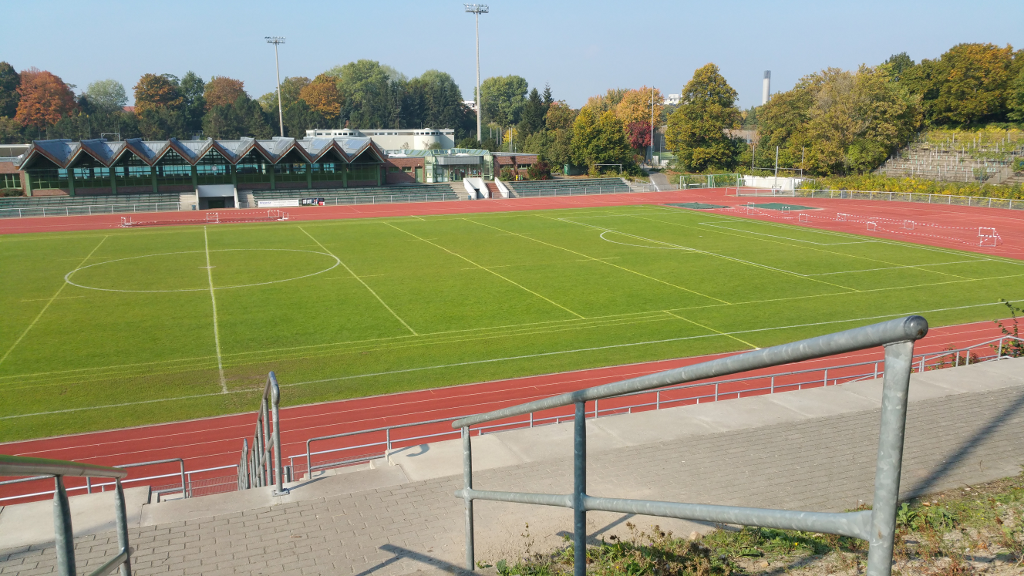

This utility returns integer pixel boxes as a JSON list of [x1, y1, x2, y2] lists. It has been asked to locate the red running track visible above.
[[0, 318, 1012, 503], [1, 187, 1021, 502]]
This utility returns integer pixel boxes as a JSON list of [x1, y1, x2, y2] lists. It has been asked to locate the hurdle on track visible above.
[[867, 221, 878, 231], [798, 213, 809, 223], [120, 217, 133, 228], [206, 213, 220, 224], [903, 220, 915, 230], [978, 227, 1002, 247], [836, 213, 847, 222]]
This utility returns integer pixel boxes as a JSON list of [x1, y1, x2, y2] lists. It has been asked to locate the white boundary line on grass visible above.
[[2, 298, 1018, 420], [204, 227, 227, 394], [0, 236, 108, 369], [63, 249, 341, 293], [299, 226, 419, 336]]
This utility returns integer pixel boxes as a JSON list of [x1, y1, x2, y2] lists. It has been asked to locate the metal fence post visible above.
[[462, 426, 475, 571], [866, 340, 915, 576], [573, 401, 587, 576], [53, 476, 76, 576], [270, 374, 288, 496], [115, 479, 132, 576]]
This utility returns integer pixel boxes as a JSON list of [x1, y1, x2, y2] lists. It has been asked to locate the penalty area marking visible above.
[[63, 248, 341, 293]]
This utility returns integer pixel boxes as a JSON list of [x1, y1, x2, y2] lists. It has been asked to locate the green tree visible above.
[[282, 100, 324, 137], [84, 79, 127, 113], [1008, 65, 1024, 123], [137, 106, 184, 140], [480, 75, 528, 128], [519, 87, 546, 135], [179, 71, 206, 136], [570, 106, 597, 167], [0, 62, 22, 118], [666, 63, 742, 172], [202, 94, 271, 139], [404, 70, 470, 134], [922, 43, 1014, 125], [327, 60, 405, 128]]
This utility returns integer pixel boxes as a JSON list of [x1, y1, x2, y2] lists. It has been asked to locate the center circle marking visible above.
[[64, 249, 341, 293]]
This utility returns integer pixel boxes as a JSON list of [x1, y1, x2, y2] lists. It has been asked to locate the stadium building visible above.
[[10, 137, 537, 207]]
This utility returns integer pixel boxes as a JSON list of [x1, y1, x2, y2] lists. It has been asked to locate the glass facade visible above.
[[155, 150, 193, 186], [235, 151, 271, 184], [195, 150, 233, 185], [21, 141, 390, 194], [349, 163, 377, 182], [1, 173, 20, 189]]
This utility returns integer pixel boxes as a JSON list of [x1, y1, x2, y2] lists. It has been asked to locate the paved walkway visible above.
[[2, 358, 1023, 576]]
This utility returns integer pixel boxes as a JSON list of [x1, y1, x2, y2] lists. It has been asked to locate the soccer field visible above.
[[2, 204, 1022, 442]]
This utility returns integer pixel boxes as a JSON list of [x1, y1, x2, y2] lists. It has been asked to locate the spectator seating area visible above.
[[0, 193, 184, 218], [250, 184, 459, 205], [507, 177, 633, 197]]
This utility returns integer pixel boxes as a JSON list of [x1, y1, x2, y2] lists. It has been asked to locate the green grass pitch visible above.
[[1, 204, 1022, 441]]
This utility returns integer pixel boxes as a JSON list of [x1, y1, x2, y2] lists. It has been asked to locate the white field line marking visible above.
[[5, 298, 1018, 420], [383, 221, 585, 319], [630, 212, 975, 283], [562, 216, 856, 292], [697, 221, 879, 246], [663, 310, 760, 349], [806, 259, 992, 276], [697, 210, 1023, 267], [0, 236, 108, 368], [20, 296, 85, 302], [204, 227, 227, 394], [300, 226, 418, 335], [63, 249, 340, 293], [468, 217, 731, 305]]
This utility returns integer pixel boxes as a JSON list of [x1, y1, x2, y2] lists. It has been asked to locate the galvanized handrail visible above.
[[0, 455, 132, 576], [452, 316, 930, 576], [291, 333, 1020, 479], [238, 372, 288, 495]]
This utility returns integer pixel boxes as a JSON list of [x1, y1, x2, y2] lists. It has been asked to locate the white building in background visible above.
[[305, 128, 456, 150], [666, 94, 681, 105]]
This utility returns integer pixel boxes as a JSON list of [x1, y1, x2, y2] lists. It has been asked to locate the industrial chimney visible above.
[[762, 71, 771, 105]]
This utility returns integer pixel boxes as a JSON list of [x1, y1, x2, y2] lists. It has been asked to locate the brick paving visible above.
[[2, 384, 1023, 575]]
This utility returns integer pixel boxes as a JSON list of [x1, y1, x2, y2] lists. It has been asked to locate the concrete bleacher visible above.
[[0, 193, 184, 218], [507, 177, 633, 197], [876, 137, 1024, 184], [250, 184, 459, 205]]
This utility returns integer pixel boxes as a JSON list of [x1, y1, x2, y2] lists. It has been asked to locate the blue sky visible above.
[[2, 0, 1022, 110]]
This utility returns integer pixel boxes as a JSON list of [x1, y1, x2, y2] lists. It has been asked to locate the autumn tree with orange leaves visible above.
[[133, 74, 182, 115], [14, 68, 78, 130], [299, 74, 341, 120], [204, 76, 246, 110]]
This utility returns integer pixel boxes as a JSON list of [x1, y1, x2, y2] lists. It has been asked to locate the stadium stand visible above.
[[250, 183, 459, 205], [0, 193, 184, 218], [876, 137, 1024, 184], [506, 177, 633, 197]]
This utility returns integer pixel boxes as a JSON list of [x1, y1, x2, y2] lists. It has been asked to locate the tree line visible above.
[[0, 61, 496, 144], [667, 42, 1024, 177]]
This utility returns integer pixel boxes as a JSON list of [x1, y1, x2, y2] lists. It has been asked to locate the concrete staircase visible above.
[[178, 191, 198, 210], [875, 139, 1024, 183], [449, 181, 471, 200], [485, 182, 501, 198]]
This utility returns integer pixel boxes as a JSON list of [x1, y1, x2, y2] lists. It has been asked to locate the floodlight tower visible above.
[[465, 4, 488, 145], [266, 36, 286, 137]]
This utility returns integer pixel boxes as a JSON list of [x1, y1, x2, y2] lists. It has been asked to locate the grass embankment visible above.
[[485, 470, 1024, 575]]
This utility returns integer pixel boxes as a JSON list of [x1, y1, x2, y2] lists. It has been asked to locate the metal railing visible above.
[[0, 202, 184, 218], [791, 188, 1023, 210], [452, 316, 930, 576], [0, 455, 132, 576], [238, 372, 288, 495], [292, 334, 1020, 481]]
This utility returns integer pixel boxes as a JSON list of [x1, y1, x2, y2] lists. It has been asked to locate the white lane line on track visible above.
[[0, 236, 108, 368], [300, 225, 419, 335], [4, 298, 1016, 421], [204, 227, 227, 394]]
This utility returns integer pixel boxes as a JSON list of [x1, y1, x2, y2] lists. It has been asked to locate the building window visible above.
[[273, 162, 308, 182], [71, 166, 111, 188], [349, 163, 377, 182], [112, 155, 153, 187], [311, 161, 344, 182], [235, 152, 271, 185], [29, 169, 68, 190], [195, 152, 232, 185], [1, 173, 20, 189]]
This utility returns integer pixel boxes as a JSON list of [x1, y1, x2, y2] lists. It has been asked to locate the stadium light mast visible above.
[[266, 37, 286, 137], [465, 4, 488, 145]]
